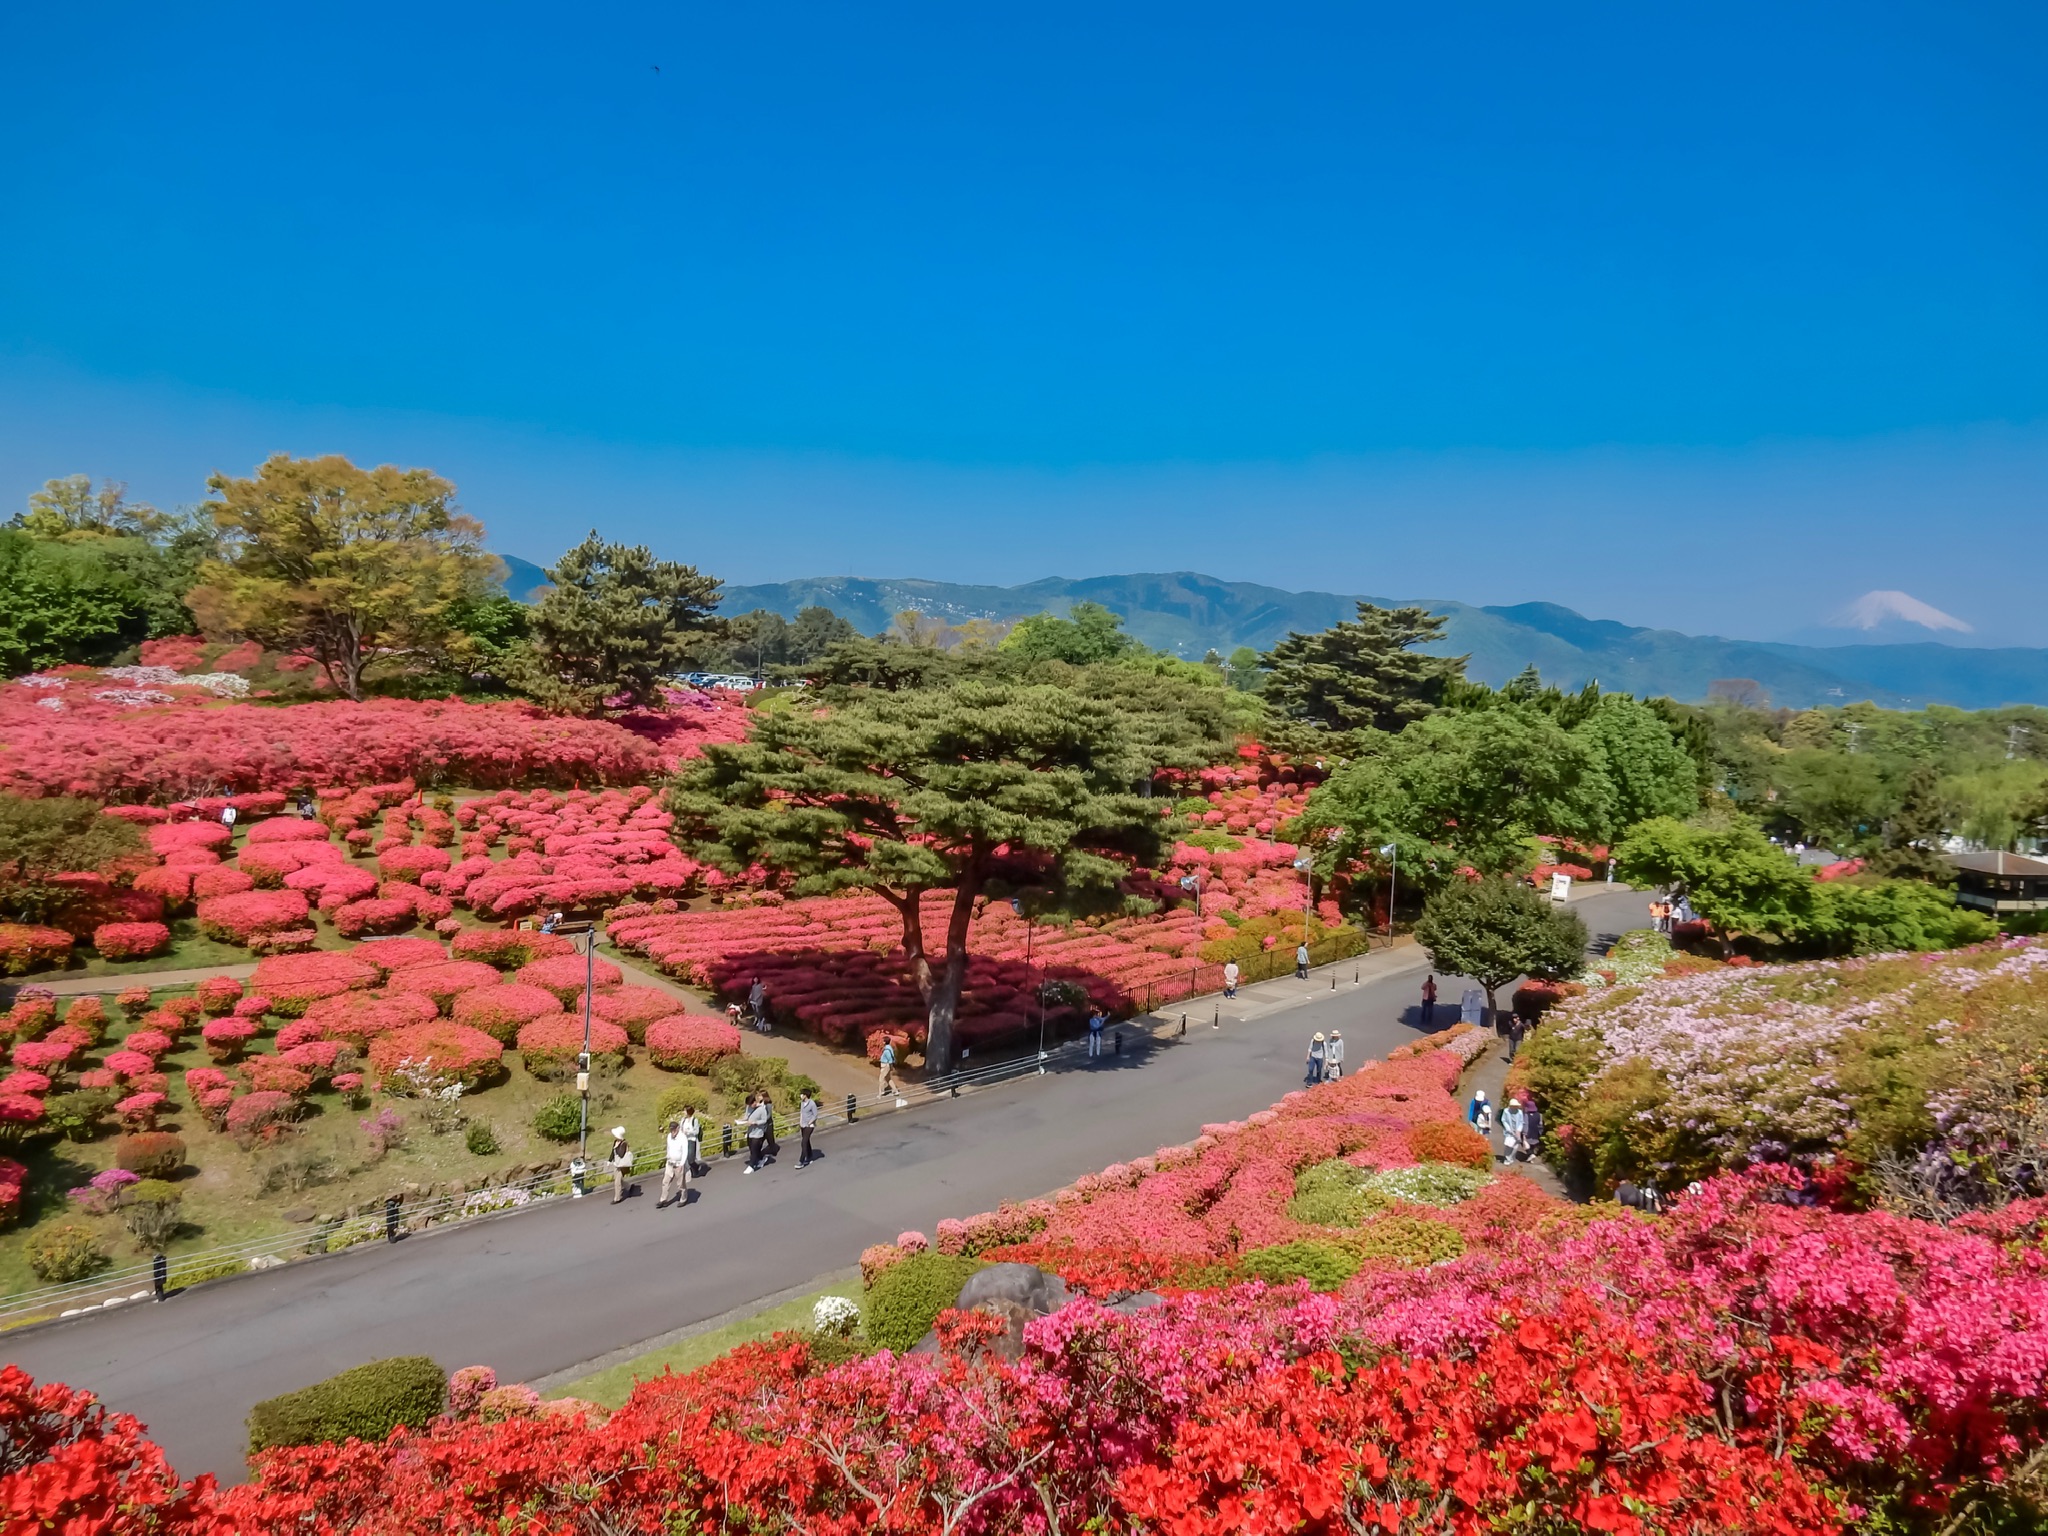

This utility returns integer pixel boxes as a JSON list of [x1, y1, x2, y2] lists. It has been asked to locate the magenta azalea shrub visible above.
[[195, 889, 310, 946], [331, 898, 416, 939], [644, 1015, 742, 1073], [91, 921, 170, 960], [516, 954, 623, 1005], [516, 1015, 628, 1076], [451, 984, 562, 1044]]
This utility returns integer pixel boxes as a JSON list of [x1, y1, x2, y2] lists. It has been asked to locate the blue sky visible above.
[[3, 3, 2044, 640]]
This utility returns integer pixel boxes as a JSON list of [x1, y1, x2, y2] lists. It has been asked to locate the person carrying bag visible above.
[[607, 1126, 635, 1204]]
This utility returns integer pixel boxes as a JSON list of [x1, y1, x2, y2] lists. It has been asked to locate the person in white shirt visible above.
[[742, 1095, 769, 1172], [680, 1108, 703, 1177], [607, 1126, 634, 1204], [220, 804, 238, 830], [660, 1117, 692, 1207], [797, 1089, 819, 1169], [1325, 1029, 1345, 1079], [1223, 960, 1239, 998]]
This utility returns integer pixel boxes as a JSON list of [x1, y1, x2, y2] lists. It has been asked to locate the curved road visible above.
[[7, 887, 1647, 1481]]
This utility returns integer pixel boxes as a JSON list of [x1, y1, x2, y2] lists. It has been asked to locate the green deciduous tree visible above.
[[1774, 749, 1893, 855], [1804, 877, 1993, 955], [670, 680, 1172, 1069], [511, 532, 722, 712], [998, 602, 1139, 666], [1413, 877, 1588, 1025], [1573, 695, 1702, 831], [1261, 603, 1465, 733], [12, 476, 165, 540], [0, 795, 146, 923], [187, 455, 498, 701], [0, 532, 147, 673], [1300, 708, 1615, 886], [1612, 816, 1814, 953]]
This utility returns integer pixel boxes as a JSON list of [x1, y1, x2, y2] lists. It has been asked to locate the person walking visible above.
[[660, 1117, 692, 1207], [877, 1036, 898, 1099], [1087, 1010, 1106, 1058], [1498, 1097, 1527, 1164], [797, 1088, 819, 1169], [1465, 1089, 1490, 1134], [541, 911, 560, 935], [748, 977, 768, 1032], [220, 802, 238, 832], [1223, 960, 1239, 999], [1507, 1012, 1527, 1062], [1295, 941, 1310, 980], [1325, 1029, 1344, 1080], [680, 1105, 704, 1177], [607, 1126, 635, 1204], [742, 1095, 768, 1173], [1420, 974, 1438, 1027], [759, 1091, 780, 1159], [1305, 1032, 1326, 1085], [297, 795, 318, 821], [1520, 1097, 1544, 1162]]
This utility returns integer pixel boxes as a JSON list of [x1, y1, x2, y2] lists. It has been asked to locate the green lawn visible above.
[[555, 1280, 863, 1408]]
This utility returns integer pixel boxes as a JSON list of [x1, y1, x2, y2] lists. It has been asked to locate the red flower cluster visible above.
[[91, 921, 171, 960], [434, 787, 704, 919], [644, 1014, 742, 1072]]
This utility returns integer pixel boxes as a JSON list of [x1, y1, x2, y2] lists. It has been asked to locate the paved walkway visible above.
[[10, 888, 1642, 1482], [2, 962, 258, 999], [1462, 1039, 1570, 1200]]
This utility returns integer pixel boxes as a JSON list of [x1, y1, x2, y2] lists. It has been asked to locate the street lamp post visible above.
[[1012, 896, 1046, 1070], [1380, 842, 1398, 941], [557, 922, 598, 1195]]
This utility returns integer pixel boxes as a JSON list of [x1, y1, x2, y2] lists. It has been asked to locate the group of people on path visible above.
[[602, 1086, 826, 1208], [1466, 1087, 1543, 1164], [1303, 1029, 1345, 1084]]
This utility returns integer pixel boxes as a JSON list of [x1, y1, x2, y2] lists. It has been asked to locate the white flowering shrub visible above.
[[812, 1294, 861, 1336]]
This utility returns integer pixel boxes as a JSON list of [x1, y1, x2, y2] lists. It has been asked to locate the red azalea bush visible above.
[[250, 951, 379, 1014], [121, 1030, 173, 1059], [0, 1096, 45, 1141], [224, 1090, 299, 1146], [450, 983, 562, 1043], [115, 1092, 167, 1130], [516, 954, 623, 1004], [0, 923, 74, 975], [239, 1056, 313, 1097], [195, 889, 310, 946], [12, 1039, 76, 1074], [0, 1159, 25, 1226], [199, 1018, 260, 1062], [385, 960, 500, 1013], [116, 986, 152, 1018], [582, 985, 678, 1043], [245, 819, 335, 846], [434, 787, 706, 918], [350, 936, 447, 978], [377, 845, 451, 881], [366, 1022, 504, 1089], [132, 866, 195, 908], [332, 898, 416, 939], [190, 867, 257, 900], [101, 1049, 155, 1081], [196, 976, 244, 1015], [515, 1014, 629, 1076], [299, 991, 440, 1050], [644, 1015, 743, 1072], [285, 863, 379, 909], [0, 1071, 50, 1097], [92, 921, 171, 960], [450, 928, 575, 969]]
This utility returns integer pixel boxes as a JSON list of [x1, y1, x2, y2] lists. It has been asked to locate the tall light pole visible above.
[[1012, 895, 1047, 1069], [1293, 851, 1313, 953], [558, 921, 598, 1194], [1380, 842, 1398, 940]]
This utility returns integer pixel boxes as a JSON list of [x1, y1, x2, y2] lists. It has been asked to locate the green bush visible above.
[[862, 1254, 986, 1353], [655, 1081, 711, 1124], [531, 1093, 584, 1143], [247, 1356, 447, 1454], [465, 1121, 500, 1156], [168, 1257, 248, 1290], [1237, 1239, 1361, 1292], [121, 1179, 184, 1252], [27, 1222, 110, 1283], [45, 1089, 117, 1142], [802, 1330, 878, 1370], [1353, 1213, 1466, 1268], [1287, 1160, 1369, 1226], [711, 1055, 820, 1105]]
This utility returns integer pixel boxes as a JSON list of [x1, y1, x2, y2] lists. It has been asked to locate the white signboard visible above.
[[1549, 871, 1573, 903]]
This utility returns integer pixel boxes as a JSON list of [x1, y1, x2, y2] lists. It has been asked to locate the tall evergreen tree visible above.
[[1867, 763, 1955, 883], [1260, 603, 1465, 733], [512, 532, 721, 712]]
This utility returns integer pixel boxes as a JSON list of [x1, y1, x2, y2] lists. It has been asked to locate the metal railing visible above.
[[0, 1015, 1193, 1331]]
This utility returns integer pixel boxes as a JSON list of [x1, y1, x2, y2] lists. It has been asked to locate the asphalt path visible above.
[[8, 887, 1646, 1482]]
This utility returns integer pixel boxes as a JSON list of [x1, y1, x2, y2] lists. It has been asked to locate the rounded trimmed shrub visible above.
[[245, 818, 333, 846], [196, 976, 244, 1015], [377, 845, 452, 881], [246, 1356, 446, 1454], [27, 1222, 110, 1283], [250, 951, 380, 1015], [351, 936, 448, 978], [225, 1090, 301, 1147], [195, 889, 311, 946], [300, 990, 439, 1050], [1238, 1239, 1362, 1292], [0, 924, 74, 975], [200, 1018, 260, 1063], [645, 1015, 743, 1073], [516, 954, 622, 1005], [451, 929, 575, 970], [451, 983, 562, 1044], [531, 1092, 584, 1142], [385, 960, 500, 1014], [367, 1022, 505, 1089], [191, 867, 257, 900], [654, 1081, 711, 1123], [516, 1015, 627, 1078], [93, 921, 172, 961], [584, 985, 677, 1044], [116, 1132, 187, 1178], [862, 1253, 987, 1353], [332, 898, 416, 940]]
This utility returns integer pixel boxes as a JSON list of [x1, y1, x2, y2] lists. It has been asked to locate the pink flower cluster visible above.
[[433, 787, 705, 919]]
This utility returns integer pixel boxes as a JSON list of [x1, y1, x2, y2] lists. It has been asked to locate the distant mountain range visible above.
[[494, 559, 2048, 711]]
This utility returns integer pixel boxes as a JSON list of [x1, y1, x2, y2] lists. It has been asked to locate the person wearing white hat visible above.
[[1325, 1029, 1344, 1080], [607, 1126, 634, 1204], [1305, 1032, 1326, 1085], [1466, 1090, 1492, 1136]]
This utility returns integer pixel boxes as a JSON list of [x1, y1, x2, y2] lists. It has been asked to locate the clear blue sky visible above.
[[3, 3, 2044, 639]]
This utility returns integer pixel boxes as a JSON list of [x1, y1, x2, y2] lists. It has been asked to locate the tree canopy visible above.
[[1260, 603, 1465, 733], [187, 454, 498, 700], [999, 602, 1141, 666], [511, 532, 722, 712], [1299, 707, 1615, 884], [1413, 877, 1588, 1023], [669, 679, 1174, 1069]]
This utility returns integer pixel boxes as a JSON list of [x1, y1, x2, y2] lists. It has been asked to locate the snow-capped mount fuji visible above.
[[1777, 590, 1989, 649]]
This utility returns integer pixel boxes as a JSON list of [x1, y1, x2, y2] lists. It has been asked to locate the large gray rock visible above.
[[953, 1262, 1071, 1317], [1104, 1290, 1167, 1315]]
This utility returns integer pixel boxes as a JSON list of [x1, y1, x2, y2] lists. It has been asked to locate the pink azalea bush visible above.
[[516, 1015, 628, 1076], [195, 889, 310, 946], [451, 983, 563, 1043], [91, 921, 171, 961], [366, 1023, 504, 1089], [516, 954, 623, 1004], [644, 1015, 742, 1072]]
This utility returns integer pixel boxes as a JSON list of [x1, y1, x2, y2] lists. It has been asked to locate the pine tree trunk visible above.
[[882, 888, 935, 1004], [923, 879, 980, 1073]]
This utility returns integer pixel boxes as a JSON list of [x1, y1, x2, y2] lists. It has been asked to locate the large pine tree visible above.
[[1260, 603, 1466, 733]]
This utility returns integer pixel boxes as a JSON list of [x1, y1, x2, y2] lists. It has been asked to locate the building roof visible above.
[[1948, 851, 2048, 878]]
